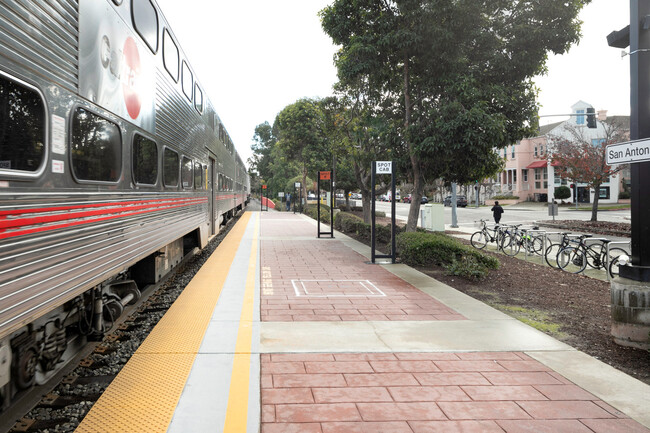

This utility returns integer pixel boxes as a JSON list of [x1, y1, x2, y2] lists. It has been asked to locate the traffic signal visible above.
[[586, 108, 596, 128]]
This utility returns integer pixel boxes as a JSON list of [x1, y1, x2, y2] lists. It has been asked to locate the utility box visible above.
[[421, 204, 445, 232]]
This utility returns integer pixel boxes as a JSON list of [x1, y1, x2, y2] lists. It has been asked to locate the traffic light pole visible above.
[[608, 0, 650, 282]]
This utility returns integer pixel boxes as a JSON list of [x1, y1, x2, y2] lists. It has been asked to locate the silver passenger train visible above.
[[0, 0, 249, 407]]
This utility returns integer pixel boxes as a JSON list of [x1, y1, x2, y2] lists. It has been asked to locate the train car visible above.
[[0, 0, 249, 409]]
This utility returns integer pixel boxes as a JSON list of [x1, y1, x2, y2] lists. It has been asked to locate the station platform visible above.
[[75, 209, 650, 433]]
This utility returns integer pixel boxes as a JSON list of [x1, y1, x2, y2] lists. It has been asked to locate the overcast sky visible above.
[[154, 0, 630, 168]]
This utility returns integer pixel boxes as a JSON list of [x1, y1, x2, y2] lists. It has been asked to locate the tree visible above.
[[550, 119, 629, 221], [321, 0, 587, 231], [554, 185, 572, 202], [274, 99, 331, 200]]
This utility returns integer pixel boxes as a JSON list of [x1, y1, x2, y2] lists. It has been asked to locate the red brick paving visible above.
[[260, 238, 464, 322], [261, 352, 650, 433]]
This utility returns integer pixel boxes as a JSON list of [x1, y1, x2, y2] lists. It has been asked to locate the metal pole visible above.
[[391, 169, 396, 263], [620, 0, 650, 281], [371, 162, 376, 263], [317, 173, 321, 238]]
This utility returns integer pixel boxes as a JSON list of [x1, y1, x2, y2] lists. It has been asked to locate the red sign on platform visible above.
[[320, 171, 331, 180]]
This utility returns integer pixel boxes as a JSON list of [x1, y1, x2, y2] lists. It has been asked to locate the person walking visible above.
[[491, 201, 504, 224]]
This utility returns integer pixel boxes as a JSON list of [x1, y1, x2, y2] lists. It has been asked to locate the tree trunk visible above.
[[403, 54, 422, 232], [591, 183, 600, 222]]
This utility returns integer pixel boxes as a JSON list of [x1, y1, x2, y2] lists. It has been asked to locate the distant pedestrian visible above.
[[491, 201, 504, 224], [286, 193, 291, 211]]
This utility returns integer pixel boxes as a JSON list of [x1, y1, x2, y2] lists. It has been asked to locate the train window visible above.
[[182, 61, 192, 101], [71, 107, 121, 182], [194, 162, 202, 189], [181, 156, 193, 188], [132, 0, 158, 53], [132, 134, 157, 185], [163, 147, 179, 187], [194, 84, 203, 113], [0, 74, 45, 173], [163, 29, 179, 82]]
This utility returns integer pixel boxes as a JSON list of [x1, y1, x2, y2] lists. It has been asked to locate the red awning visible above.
[[526, 160, 548, 169]]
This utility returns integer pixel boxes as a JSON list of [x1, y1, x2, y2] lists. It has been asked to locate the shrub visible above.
[[396, 231, 499, 271], [554, 186, 571, 201], [334, 212, 401, 242], [445, 256, 489, 280], [619, 191, 631, 199], [491, 195, 519, 200], [272, 199, 283, 210], [303, 204, 331, 224]]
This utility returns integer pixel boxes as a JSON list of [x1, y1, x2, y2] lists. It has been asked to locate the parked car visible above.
[[402, 194, 428, 204], [443, 195, 468, 207], [307, 193, 317, 200], [350, 192, 362, 200]]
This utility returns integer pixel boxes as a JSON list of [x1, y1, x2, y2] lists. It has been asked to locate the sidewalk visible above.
[[259, 211, 650, 433]]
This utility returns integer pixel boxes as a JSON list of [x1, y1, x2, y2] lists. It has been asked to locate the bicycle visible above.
[[544, 232, 574, 268], [511, 226, 544, 257], [470, 220, 511, 252], [557, 235, 628, 275]]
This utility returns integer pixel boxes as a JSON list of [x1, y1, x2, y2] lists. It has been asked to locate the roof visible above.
[[526, 160, 548, 169]]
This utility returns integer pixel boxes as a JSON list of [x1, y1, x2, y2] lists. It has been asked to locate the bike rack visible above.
[[517, 227, 547, 261], [539, 232, 583, 268], [606, 241, 632, 282]]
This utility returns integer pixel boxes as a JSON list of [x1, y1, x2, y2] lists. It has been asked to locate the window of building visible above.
[[182, 61, 193, 101], [71, 107, 121, 182], [592, 138, 606, 146], [576, 109, 585, 125], [543, 167, 548, 189], [194, 162, 203, 189], [522, 169, 528, 182], [181, 156, 193, 188], [194, 84, 203, 113], [534, 146, 538, 157], [0, 74, 46, 173], [163, 29, 179, 82], [132, 134, 157, 185], [163, 147, 179, 187], [599, 186, 610, 199], [132, 0, 158, 53], [511, 145, 515, 158]]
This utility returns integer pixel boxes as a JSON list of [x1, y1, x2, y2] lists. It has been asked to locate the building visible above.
[[495, 101, 630, 204]]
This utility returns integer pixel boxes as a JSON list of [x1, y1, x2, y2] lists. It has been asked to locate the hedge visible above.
[[334, 212, 398, 243], [303, 204, 331, 224], [396, 231, 499, 270]]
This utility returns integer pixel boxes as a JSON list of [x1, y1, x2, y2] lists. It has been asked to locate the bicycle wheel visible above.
[[501, 234, 521, 256], [544, 243, 562, 268], [557, 246, 587, 273], [585, 244, 604, 269], [470, 231, 488, 249], [606, 248, 628, 278], [530, 236, 544, 256]]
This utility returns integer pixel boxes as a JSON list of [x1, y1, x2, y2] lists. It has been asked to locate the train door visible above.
[[209, 157, 216, 236]]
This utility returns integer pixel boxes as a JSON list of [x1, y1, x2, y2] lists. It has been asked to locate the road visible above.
[[358, 200, 630, 233]]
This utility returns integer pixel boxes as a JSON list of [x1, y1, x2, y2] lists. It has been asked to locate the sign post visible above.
[[293, 182, 301, 214], [371, 161, 396, 264], [261, 184, 268, 212], [317, 171, 334, 238]]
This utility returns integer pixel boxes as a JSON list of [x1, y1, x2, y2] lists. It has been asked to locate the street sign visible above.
[[606, 138, 650, 165], [278, 192, 284, 197], [320, 171, 331, 180], [376, 161, 392, 174], [295, 182, 301, 188]]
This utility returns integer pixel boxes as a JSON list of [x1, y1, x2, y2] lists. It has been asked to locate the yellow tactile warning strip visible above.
[[223, 214, 259, 432], [75, 213, 253, 433]]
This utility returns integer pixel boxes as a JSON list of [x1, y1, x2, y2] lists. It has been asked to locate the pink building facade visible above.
[[496, 101, 629, 204]]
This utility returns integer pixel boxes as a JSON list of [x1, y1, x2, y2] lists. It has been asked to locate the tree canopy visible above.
[[321, 0, 588, 230]]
